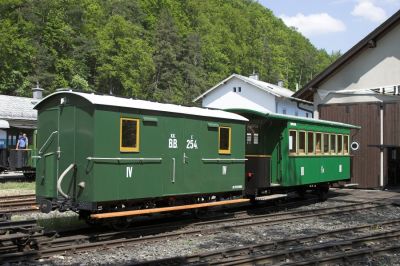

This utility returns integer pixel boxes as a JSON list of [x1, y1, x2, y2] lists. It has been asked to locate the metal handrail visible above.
[[38, 131, 58, 155], [57, 163, 75, 199], [86, 157, 162, 162], [202, 158, 247, 163]]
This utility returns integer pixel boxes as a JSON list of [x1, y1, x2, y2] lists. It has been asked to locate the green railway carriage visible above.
[[34, 91, 247, 214], [236, 110, 359, 197]]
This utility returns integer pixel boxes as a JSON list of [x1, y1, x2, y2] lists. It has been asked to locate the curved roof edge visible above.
[[228, 108, 360, 129], [34, 91, 248, 122]]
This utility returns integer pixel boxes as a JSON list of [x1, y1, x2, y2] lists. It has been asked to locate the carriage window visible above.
[[253, 133, 259, 144], [330, 134, 336, 154], [246, 133, 252, 144], [298, 131, 306, 154], [323, 134, 329, 154], [289, 130, 297, 154], [246, 124, 259, 145], [338, 135, 343, 154], [316, 133, 322, 154], [307, 132, 314, 154], [120, 118, 140, 152], [344, 135, 349, 154], [219, 127, 231, 154]]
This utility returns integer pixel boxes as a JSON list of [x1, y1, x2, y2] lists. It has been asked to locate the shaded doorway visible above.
[[387, 147, 400, 186]]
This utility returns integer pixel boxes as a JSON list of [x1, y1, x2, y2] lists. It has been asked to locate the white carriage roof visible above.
[[0, 94, 38, 121], [35, 91, 248, 122], [193, 74, 312, 104]]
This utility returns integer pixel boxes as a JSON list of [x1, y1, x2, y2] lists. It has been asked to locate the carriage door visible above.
[[57, 104, 77, 200], [181, 121, 201, 194], [37, 108, 59, 197], [163, 120, 184, 195]]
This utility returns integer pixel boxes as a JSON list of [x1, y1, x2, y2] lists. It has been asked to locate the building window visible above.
[[289, 130, 297, 154], [282, 108, 286, 115], [307, 132, 314, 154], [120, 118, 140, 152], [323, 134, 330, 154], [246, 133, 252, 144], [218, 127, 231, 154], [233, 87, 236, 92], [238, 87, 241, 92], [306, 113, 309, 118], [298, 131, 306, 154], [315, 133, 322, 154]]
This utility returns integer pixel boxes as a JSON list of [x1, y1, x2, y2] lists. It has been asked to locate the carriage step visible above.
[[270, 183, 281, 187], [255, 194, 287, 201], [344, 183, 359, 188]]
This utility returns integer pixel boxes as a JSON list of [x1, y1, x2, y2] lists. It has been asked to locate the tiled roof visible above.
[[0, 95, 38, 121]]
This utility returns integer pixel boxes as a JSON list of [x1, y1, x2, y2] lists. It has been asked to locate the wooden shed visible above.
[[294, 10, 400, 188]]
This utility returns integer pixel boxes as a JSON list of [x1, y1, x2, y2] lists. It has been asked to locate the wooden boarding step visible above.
[[344, 183, 359, 188], [91, 198, 251, 219], [255, 194, 287, 201]]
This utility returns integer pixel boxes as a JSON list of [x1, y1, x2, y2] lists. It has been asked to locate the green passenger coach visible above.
[[34, 91, 247, 215], [235, 110, 359, 198]]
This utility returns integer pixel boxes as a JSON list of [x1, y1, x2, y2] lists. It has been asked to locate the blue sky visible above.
[[260, 0, 400, 53]]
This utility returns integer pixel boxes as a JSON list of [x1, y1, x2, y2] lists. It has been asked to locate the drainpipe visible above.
[[380, 102, 384, 188], [296, 102, 313, 118]]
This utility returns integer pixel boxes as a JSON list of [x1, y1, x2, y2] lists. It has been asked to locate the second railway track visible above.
[[0, 194, 38, 214], [1, 198, 397, 263]]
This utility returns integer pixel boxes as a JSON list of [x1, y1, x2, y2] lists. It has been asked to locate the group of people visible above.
[[16, 133, 28, 150]]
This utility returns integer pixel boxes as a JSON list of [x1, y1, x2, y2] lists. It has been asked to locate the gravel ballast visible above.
[[7, 188, 400, 265]]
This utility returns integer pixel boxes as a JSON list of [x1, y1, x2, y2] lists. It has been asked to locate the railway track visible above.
[[142, 218, 400, 265], [0, 194, 38, 214], [0, 199, 395, 263]]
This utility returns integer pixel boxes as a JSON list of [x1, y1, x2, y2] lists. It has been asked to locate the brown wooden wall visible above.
[[319, 103, 381, 188]]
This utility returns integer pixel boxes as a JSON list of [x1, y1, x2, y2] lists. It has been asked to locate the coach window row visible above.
[[289, 130, 349, 156], [120, 119, 232, 154]]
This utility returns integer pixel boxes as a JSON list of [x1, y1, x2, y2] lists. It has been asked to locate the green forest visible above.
[[0, 0, 340, 104]]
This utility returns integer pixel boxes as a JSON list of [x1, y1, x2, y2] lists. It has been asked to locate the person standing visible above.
[[16, 133, 27, 149]]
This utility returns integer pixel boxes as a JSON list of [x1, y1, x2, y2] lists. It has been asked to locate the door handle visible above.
[[183, 153, 189, 164], [172, 158, 176, 183]]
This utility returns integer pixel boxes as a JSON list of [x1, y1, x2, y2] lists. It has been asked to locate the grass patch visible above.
[[0, 181, 35, 190], [36, 212, 86, 231]]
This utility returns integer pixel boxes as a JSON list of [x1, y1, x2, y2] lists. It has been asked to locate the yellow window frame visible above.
[[289, 130, 297, 155], [344, 135, 350, 155], [218, 126, 231, 154], [337, 134, 344, 155], [330, 134, 337, 155], [315, 132, 323, 155], [298, 130, 306, 155], [307, 131, 315, 155], [120, 118, 140, 152], [323, 133, 330, 154]]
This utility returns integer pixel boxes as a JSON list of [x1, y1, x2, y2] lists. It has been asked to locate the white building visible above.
[[194, 74, 313, 117]]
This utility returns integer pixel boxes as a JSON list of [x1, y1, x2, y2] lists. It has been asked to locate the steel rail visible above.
[[217, 229, 400, 265], [146, 219, 400, 265], [0, 194, 36, 201], [1, 201, 394, 263]]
